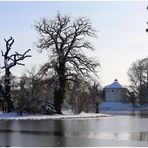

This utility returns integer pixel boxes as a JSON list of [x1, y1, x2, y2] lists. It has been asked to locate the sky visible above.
[[0, 1, 148, 87]]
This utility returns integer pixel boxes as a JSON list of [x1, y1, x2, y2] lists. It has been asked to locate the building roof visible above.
[[105, 79, 123, 89]]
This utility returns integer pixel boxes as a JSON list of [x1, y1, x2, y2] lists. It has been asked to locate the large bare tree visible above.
[[128, 58, 148, 105], [1, 37, 31, 112], [34, 13, 100, 114]]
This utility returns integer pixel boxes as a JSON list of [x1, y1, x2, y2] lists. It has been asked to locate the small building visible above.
[[105, 79, 127, 102]]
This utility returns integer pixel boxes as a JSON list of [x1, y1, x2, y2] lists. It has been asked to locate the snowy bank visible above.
[[99, 102, 148, 115], [99, 102, 144, 110], [0, 111, 111, 120]]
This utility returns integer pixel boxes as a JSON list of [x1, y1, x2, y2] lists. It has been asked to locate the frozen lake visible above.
[[0, 111, 148, 146]]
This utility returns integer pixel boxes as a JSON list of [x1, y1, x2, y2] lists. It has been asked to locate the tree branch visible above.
[[2, 37, 31, 69]]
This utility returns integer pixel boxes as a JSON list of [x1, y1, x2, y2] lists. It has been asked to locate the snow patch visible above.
[[99, 102, 148, 110], [0, 111, 111, 120]]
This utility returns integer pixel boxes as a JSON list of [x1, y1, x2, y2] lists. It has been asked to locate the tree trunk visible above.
[[54, 63, 66, 114], [54, 79, 66, 114], [96, 102, 99, 113], [5, 68, 13, 112]]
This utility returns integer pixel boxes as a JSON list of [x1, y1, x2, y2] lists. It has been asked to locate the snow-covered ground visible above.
[[99, 102, 148, 110], [1, 102, 147, 120], [0, 111, 111, 120]]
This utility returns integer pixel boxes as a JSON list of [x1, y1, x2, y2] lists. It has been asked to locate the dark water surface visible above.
[[0, 111, 148, 147]]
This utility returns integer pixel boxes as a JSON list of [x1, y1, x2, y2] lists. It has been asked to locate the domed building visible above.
[[105, 79, 127, 102], [99, 79, 133, 110]]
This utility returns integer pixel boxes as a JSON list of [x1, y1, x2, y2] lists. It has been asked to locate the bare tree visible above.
[[88, 82, 103, 113], [16, 66, 56, 115], [126, 89, 137, 107], [128, 58, 148, 106], [34, 13, 100, 114], [1, 37, 31, 112], [17, 73, 42, 115]]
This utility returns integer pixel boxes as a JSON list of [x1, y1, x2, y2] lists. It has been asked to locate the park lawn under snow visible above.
[[0, 111, 111, 120]]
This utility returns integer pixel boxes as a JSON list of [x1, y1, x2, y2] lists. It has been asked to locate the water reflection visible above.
[[66, 131, 148, 142], [52, 120, 66, 147], [0, 111, 147, 146], [1, 121, 11, 147], [137, 132, 148, 142], [0, 128, 148, 143]]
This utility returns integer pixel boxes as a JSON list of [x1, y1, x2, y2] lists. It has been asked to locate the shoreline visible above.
[[0, 111, 112, 121]]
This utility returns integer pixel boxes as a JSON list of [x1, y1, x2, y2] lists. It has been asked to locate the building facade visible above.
[[105, 79, 127, 102]]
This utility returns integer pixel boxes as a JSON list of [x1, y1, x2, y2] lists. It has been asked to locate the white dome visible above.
[[105, 79, 123, 89]]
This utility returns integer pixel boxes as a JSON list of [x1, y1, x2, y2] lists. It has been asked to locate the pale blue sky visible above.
[[0, 1, 148, 86]]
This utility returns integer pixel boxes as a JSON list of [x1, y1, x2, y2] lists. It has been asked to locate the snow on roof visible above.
[[105, 79, 123, 89]]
